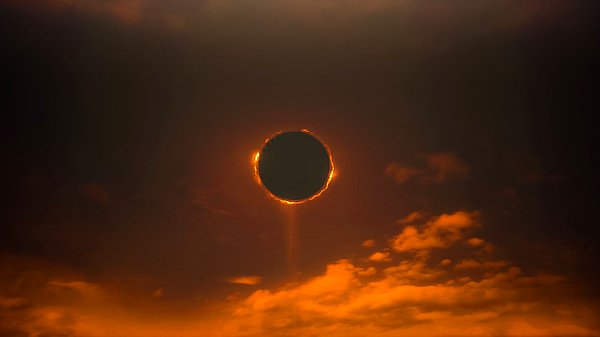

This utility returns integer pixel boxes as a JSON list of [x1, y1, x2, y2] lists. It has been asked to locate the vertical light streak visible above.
[[282, 204, 299, 278]]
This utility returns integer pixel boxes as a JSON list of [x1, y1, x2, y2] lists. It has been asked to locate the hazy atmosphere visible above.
[[2, 1, 599, 336]]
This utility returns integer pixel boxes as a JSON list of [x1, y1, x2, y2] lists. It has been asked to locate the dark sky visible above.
[[1, 1, 600, 336]]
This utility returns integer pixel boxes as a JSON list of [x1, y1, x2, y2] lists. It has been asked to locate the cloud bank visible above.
[[2, 211, 598, 337]]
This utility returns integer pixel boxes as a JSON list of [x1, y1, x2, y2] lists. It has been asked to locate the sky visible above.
[[1, 1, 600, 336]]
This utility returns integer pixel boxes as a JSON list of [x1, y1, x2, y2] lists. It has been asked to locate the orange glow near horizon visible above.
[[252, 129, 335, 206]]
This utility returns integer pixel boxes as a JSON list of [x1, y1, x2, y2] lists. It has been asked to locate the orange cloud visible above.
[[384, 163, 423, 183], [455, 259, 509, 270], [466, 237, 485, 247], [396, 210, 424, 224], [1, 210, 598, 337], [220, 211, 598, 336], [391, 211, 479, 253], [385, 152, 469, 184], [440, 258, 452, 266], [420, 152, 470, 182], [227, 260, 598, 337], [0, 253, 226, 337], [227, 276, 263, 286], [361, 239, 376, 248], [368, 251, 391, 262]]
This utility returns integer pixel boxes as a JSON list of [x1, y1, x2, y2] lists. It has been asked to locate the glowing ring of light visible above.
[[252, 129, 335, 205]]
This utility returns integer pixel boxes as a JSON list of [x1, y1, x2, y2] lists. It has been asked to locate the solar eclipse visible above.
[[253, 130, 334, 204]]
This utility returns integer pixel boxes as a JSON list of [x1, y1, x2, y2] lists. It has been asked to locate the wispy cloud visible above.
[[226, 276, 263, 286], [385, 152, 470, 184], [361, 239, 376, 248]]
